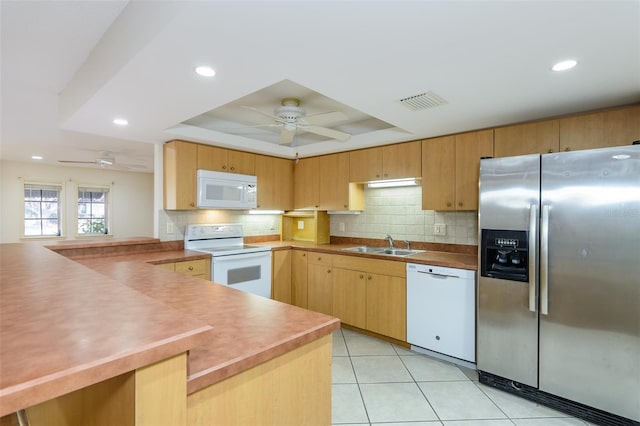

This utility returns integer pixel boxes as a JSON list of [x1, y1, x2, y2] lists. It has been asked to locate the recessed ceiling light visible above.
[[31, 155, 43, 160], [195, 66, 216, 77], [552, 59, 578, 72], [113, 118, 128, 126]]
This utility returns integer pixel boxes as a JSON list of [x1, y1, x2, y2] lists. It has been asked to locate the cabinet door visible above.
[[332, 268, 366, 329], [366, 273, 406, 341], [349, 147, 382, 182], [272, 250, 292, 303], [291, 250, 308, 308], [228, 150, 255, 175], [455, 129, 494, 210], [197, 145, 228, 172], [559, 105, 640, 151], [319, 152, 350, 210], [382, 141, 422, 179], [495, 120, 560, 157], [163, 141, 197, 210], [294, 157, 320, 209], [255, 155, 294, 210], [421, 136, 456, 211], [307, 263, 333, 316]]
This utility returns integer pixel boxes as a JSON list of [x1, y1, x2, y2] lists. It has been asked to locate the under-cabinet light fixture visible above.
[[248, 210, 284, 215], [367, 178, 419, 188]]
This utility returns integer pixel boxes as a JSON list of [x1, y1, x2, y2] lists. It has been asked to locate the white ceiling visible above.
[[2, 1, 639, 173]]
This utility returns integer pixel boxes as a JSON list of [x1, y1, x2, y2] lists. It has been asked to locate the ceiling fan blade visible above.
[[302, 125, 351, 142], [303, 111, 348, 126], [241, 105, 280, 121], [279, 127, 296, 145]]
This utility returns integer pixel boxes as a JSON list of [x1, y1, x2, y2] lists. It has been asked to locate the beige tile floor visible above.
[[332, 328, 595, 426]]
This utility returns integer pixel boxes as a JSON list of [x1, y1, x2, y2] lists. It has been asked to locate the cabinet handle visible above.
[[188, 266, 194, 271], [190, 202, 195, 207], [367, 275, 372, 280], [222, 165, 227, 170], [230, 166, 235, 171], [458, 202, 463, 207], [376, 174, 380, 178], [383, 173, 388, 177], [359, 274, 364, 279], [564, 147, 570, 152], [302, 253, 306, 257], [547, 149, 554, 153], [327, 269, 331, 274], [317, 257, 322, 261], [343, 204, 348, 208]]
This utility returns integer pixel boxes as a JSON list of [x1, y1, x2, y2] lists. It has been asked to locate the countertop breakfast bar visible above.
[[0, 241, 340, 426]]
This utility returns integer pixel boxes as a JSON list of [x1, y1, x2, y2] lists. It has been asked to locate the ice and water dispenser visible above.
[[480, 229, 529, 282]]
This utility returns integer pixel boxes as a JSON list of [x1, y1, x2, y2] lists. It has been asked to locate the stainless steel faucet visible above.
[[405, 240, 411, 250], [385, 234, 394, 249]]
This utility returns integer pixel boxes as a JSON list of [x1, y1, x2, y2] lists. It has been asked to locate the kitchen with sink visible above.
[[1, 2, 640, 426]]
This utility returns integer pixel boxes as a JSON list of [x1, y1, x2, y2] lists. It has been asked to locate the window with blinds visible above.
[[24, 183, 62, 237], [77, 186, 109, 235]]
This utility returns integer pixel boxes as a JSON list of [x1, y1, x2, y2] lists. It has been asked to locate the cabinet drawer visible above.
[[175, 259, 209, 276], [307, 253, 333, 266]]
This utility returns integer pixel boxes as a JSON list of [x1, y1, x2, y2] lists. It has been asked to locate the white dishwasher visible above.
[[407, 263, 476, 363]]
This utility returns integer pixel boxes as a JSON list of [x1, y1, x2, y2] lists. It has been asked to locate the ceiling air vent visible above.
[[399, 91, 447, 111]]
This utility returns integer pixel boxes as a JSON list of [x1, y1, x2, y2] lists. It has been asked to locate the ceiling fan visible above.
[[241, 98, 351, 145], [58, 151, 146, 170]]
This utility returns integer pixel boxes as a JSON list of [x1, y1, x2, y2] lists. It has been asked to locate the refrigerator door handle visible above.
[[540, 204, 550, 315], [528, 204, 538, 312]]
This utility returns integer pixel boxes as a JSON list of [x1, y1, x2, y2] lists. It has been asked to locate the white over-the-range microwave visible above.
[[197, 169, 257, 209]]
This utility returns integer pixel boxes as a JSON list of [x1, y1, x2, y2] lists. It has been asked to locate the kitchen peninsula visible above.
[[0, 240, 339, 425]]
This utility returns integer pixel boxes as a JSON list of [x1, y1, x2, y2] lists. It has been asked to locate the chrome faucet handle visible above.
[[405, 240, 411, 250]]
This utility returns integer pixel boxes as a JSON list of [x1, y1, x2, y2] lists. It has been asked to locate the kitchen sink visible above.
[[341, 246, 384, 253], [341, 246, 425, 257], [378, 248, 425, 257]]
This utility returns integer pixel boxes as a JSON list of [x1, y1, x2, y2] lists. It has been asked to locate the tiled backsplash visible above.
[[329, 186, 478, 246], [159, 185, 478, 246]]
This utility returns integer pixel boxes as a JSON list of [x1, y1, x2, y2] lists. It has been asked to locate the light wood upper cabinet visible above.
[[559, 104, 640, 151], [349, 141, 421, 182], [291, 250, 308, 308], [163, 140, 198, 210], [495, 120, 560, 157], [422, 130, 494, 211], [255, 155, 294, 210], [318, 152, 364, 211], [197, 145, 255, 174], [294, 157, 320, 210], [272, 249, 292, 304]]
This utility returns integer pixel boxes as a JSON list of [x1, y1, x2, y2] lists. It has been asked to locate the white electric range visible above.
[[184, 224, 272, 298]]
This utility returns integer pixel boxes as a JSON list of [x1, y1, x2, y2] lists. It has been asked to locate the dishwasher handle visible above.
[[414, 270, 459, 279]]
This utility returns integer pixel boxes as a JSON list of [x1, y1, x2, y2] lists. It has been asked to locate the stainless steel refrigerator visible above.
[[477, 144, 640, 425]]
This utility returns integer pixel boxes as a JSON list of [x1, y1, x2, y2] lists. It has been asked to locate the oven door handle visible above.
[[212, 251, 271, 263]]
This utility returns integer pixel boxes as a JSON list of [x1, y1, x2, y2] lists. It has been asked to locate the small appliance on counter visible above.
[[184, 224, 272, 298]]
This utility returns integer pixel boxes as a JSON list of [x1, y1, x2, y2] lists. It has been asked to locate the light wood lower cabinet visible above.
[[291, 250, 308, 308], [332, 268, 366, 329], [307, 253, 333, 316], [158, 259, 211, 281], [332, 255, 407, 341], [272, 250, 292, 304]]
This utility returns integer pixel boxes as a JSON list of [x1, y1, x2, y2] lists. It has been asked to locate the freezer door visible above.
[[540, 145, 640, 421], [477, 154, 540, 387]]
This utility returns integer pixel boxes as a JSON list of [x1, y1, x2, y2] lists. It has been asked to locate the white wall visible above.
[[0, 160, 154, 243]]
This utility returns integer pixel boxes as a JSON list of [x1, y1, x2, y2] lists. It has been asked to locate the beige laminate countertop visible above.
[[0, 241, 339, 415], [253, 240, 478, 271]]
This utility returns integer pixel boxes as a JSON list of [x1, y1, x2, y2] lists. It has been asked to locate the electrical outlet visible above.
[[297, 220, 305, 230], [434, 223, 447, 236], [166, 222, 174, 234]]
